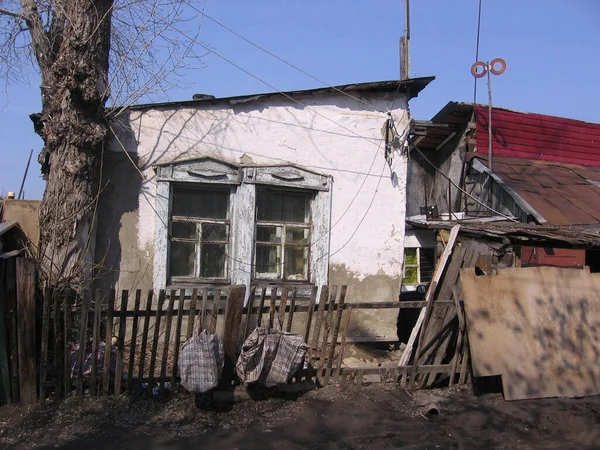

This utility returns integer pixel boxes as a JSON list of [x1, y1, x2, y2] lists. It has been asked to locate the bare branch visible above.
[[0, 7, 24, 19]]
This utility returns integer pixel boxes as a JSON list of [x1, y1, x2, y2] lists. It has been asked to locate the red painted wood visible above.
[[474, 106, 600, 168], [520, 246, 586, 268]]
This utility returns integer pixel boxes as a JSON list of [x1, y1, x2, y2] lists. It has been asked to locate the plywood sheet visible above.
[[461, 267, 600, 401]]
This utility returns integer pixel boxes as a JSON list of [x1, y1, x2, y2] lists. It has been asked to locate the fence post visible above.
[[15, 258, 38, 405], [220, 285, 245, 389]]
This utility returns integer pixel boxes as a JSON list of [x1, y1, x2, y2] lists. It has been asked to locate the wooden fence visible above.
[[2, 257, 473, 407]]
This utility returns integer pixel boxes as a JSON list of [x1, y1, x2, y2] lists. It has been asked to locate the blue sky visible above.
[[0, 0, 598, 199]]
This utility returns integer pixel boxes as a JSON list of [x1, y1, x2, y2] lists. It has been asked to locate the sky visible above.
[[0, 0, 598, 200]]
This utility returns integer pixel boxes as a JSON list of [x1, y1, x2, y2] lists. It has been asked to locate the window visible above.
[[255, 188, 311, 280], [402, 247, 435, 286], [169, 185, 230, 281]]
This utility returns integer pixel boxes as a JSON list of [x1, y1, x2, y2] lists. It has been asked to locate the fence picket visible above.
[[200, 288, 208, 332], [171, 289, 185, 388], [209, 289, 220, 334], [39, 288, 52, 407], [257, 287, 266, 327], [318, 286, 338, 383], [90, 289, 102, 396], [102, 290, 115, 395], [286, 288, 297, 333], [76, 290, 91, 395], [63, 290, 73, 397], [126, 290, 142, 394], [278, 288, 288, 329], [325, 286, 347, 385], [148, 290, 165, 390], [138, 290, 154, 380], [242, 287, 256, 341], [114, 290, 128, 395], [186, 288, 198, 339], [53, 290, 63, 401], [159, 291, 176, 396]]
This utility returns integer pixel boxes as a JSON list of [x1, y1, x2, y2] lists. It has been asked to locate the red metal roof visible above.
[[474, 105, 600, 168], [491, 156, 600, 225]]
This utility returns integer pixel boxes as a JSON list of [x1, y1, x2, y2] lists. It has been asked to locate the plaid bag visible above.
[[236, 326, 308, 388], [178, 329, 224, 393]]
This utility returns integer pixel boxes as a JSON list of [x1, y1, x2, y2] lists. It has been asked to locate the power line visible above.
[[188, 6, 383, 111]]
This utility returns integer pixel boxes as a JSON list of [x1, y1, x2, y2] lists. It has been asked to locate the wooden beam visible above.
[[16, 258, 38, 405], [399, 225, 460, 367]]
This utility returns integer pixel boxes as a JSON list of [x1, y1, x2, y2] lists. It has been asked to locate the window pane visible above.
[[404, 248, 418, 265], [286, 227, 309, 244], [256, 244, 280, 275], [256, 190, 308, 223], [170, 242, 195, 277], [402, 267, 418, 285], [256, 226, 281, 243], [200, 244, 226, 278], [202, 223, 228, 242], [172, 222, 196, 239], [284, 246, 308, 278], [172, 186, 228, 219]]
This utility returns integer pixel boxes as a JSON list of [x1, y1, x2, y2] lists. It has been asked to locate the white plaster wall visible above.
[[107, 91, 411, 286]]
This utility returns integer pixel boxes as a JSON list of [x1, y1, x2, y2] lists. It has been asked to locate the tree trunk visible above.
[[38, 0, 113, 289]]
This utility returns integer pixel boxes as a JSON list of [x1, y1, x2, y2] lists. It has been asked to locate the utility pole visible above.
[[400, 0, 410, 80], [18, 149, 33, 200]]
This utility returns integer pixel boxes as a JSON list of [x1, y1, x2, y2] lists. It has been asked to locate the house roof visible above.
[[408, 219, 600, 249], [474, 104, 600, 167], [126, 77, 435, 111], [481, 156, 600, 226]]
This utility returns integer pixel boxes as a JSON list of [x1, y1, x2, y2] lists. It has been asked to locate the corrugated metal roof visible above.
[[486, 157, 600, 226], [474, 105, 600, 167]]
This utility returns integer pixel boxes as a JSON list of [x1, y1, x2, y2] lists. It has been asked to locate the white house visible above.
[[97, 78, 432, 337]]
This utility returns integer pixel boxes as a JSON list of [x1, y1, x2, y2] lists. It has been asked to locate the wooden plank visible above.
[[171, 289, 186, 388], [200, 288, 208, 332], [285, 288, 297, 333], [102, 290, 116, 395], [422, 247, 466, 387], [318, 286, 337, 383], [114, 290, 128, 396], [449, 285, 465, 388], [76, 290, 91, 395], [126, 290, 142, 394], [90, 289, 102, 396], [310, 286, 329, 362], [209, 289, 220, 334], [334, 306, 353, 383], [256, 287, 266, 327], [325, 286, 346, 385], [39, 288, 52, 408], [63, 290, 73, 397], [278, 288, 288, 329], [242, 287, 256, 341], [138, 290, 154, 380], [343, 364, 460, 376], [53, 290, 63, 401], [185, 288, 198, 339], [399, 225, 460, 368], [221, 285, 245, 388], [268, 287, 277, 330], [159, 291, 176, 396], [16, 258, 37, 404], [459, 335, 470, 384], [148, 290, 166, 390], [303, 286, 318, 344]]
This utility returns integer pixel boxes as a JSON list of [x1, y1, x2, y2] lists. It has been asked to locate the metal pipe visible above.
[[18, 149, 33, 200], [487, 62, 493, 211]]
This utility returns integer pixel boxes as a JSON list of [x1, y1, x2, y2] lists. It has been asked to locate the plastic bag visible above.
[[178, 330, 224, 393], [236, 326, 308, 388]]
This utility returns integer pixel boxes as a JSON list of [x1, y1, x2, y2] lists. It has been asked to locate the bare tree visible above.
[[0, 0, 206, 288]]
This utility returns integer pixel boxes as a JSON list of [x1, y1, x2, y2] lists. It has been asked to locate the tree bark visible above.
[[38, 0, 113, 288]]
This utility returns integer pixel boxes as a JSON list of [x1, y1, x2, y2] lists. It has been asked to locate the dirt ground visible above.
[[1, 383, 600, 449]]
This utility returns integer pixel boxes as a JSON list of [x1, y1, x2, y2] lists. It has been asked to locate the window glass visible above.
[[199, 244, 226, 278], [172, 222, 196, 239], [172, 186, 228, 219], [170, 242, 195, 277], [256, 190, 308, 223], [403, 267, 419, 285], [404, 248, 418, 265], [256, 244, 280, 275]]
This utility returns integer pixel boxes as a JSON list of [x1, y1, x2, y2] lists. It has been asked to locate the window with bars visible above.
[[402, 247, 435, 286], [255, 188, 311, 280], [169, 185, 230, 281]]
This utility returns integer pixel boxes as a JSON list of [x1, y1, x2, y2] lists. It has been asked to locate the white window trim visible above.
[[402, 247, 434, 286], [153, 158, 332, 293]]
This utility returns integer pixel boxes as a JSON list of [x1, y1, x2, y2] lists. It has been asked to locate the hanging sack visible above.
[[178, 325, 224, 393], [236, 323, 308, 388]]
